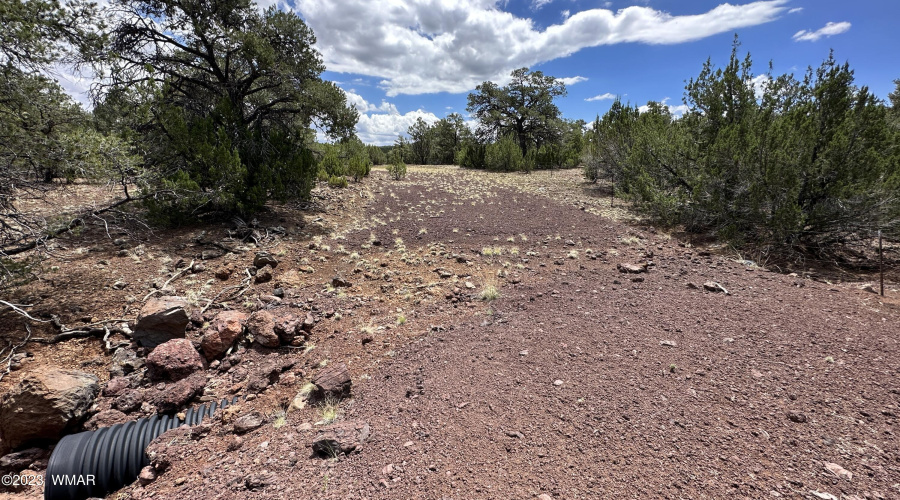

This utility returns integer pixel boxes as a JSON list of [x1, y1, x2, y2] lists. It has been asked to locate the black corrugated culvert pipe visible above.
[[44, 397, 239, 500]]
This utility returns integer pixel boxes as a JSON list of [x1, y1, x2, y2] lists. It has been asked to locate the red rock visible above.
[[0, 368, 99, 453], [617, 262, 648, 274], [84, 409, 129, 431], [146, 338, 205, 382], [150, 373, 206, 413], [138, 465, 157, 486], [200, 310, 247, 360], [311, 420, 370, 456], [313, 362, 352, 397], [134, 297, 190, 348], [102, 377, 130, 397], [247, 311, 279, 348]]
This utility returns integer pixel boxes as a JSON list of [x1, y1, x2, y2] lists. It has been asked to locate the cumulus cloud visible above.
[[344, 90, 398, 114], [639, 97, 689, 117], [293, 0, 790, 96], [749, 74, 770, 99], [585, 92, 617, 102], [793, 21, 851, 42], [559, 76, 588, 85], [345, 91, 439, 145]]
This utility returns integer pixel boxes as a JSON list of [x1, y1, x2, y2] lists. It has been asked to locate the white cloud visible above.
[[559, 76, 588, 85], [294, 0, 791, 96], [344, 90, 398, 114], [561, 9, 570, 20], [639, 97, 688, 117], [788, 7, 802, 14], [345, 90, 439, 145], [750, 74, 769, 99], [792, 21, 851, 42], [532, 0, 553, 10], [585, 92, 617, 101]]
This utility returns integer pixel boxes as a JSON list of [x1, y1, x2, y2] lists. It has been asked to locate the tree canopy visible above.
[[466, 67, 566, 155], [97, 0, 358, 216]]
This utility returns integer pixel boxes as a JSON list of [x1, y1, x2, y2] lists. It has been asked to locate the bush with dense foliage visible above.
[[583, 39, 900, 254]]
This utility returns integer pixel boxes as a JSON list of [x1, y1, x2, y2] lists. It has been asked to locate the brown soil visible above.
[[2, 167, 899, 500]]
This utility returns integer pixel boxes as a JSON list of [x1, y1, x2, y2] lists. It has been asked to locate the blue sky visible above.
[[287, 0, 900, 145]]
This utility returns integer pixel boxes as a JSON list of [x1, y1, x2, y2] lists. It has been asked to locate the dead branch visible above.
[[0, 300, 52, 323], [142, 260, 194, 301], [0, 324, 32, 382]]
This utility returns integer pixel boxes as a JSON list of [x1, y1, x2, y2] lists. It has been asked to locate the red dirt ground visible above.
[[1, 167, 898, 500]]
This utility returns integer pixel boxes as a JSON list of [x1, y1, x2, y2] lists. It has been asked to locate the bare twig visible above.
[[0, 324, 32, 382], [0, 300, 52, 323], [142, 260, 194, 301], [200, 283, 245, 313]]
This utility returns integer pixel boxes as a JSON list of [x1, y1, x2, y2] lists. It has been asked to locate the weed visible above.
[[825, 356, 835, 363], [272, 405, 288, 429], [620, 236, 641, 246], [396, 314, 406, 325], [480, 283, 500, 301], [567, 250, 579, 259], [669, 364, 677, 373], [317, 397, 342, 425]]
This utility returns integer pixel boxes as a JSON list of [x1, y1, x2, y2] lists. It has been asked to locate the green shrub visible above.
[[328, 174, 348, 188], [348, 153, 371, 182], [319, 147, 346, 177], [485, 135, 525, 172], [387, 161, 407, 180], [456, 142, 486, 169]]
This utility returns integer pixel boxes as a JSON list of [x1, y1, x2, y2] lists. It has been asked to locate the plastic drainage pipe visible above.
[[44, 396, 239, 500]]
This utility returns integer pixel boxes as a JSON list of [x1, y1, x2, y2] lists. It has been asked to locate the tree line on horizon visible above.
[[2, 0, 897, 283], [391, 39, 899, 256]]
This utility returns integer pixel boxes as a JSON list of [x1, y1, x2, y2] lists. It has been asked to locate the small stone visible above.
[[254, 266, 273, 284], [103, 377, 131, 397], [311, 420, 370, 457], [202, 249, 224, 260], [246, 310, 279, 348], [553, 379, 563, 386], [787, 411, 808, 423], [331, 275, 352, 288], [253, 252, 279, 269], [617, 262, 648, 274], [823, 462, 852, 480], [538, 494, 554, 500], [313, 363, 352, 397], [233, 412, 264, 434], [226, 436, 243, 451], [138, 466, 157, 486], [659, 340, 677, 347], [146, 338, 205, 382], [703, 281, 729, 294]]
